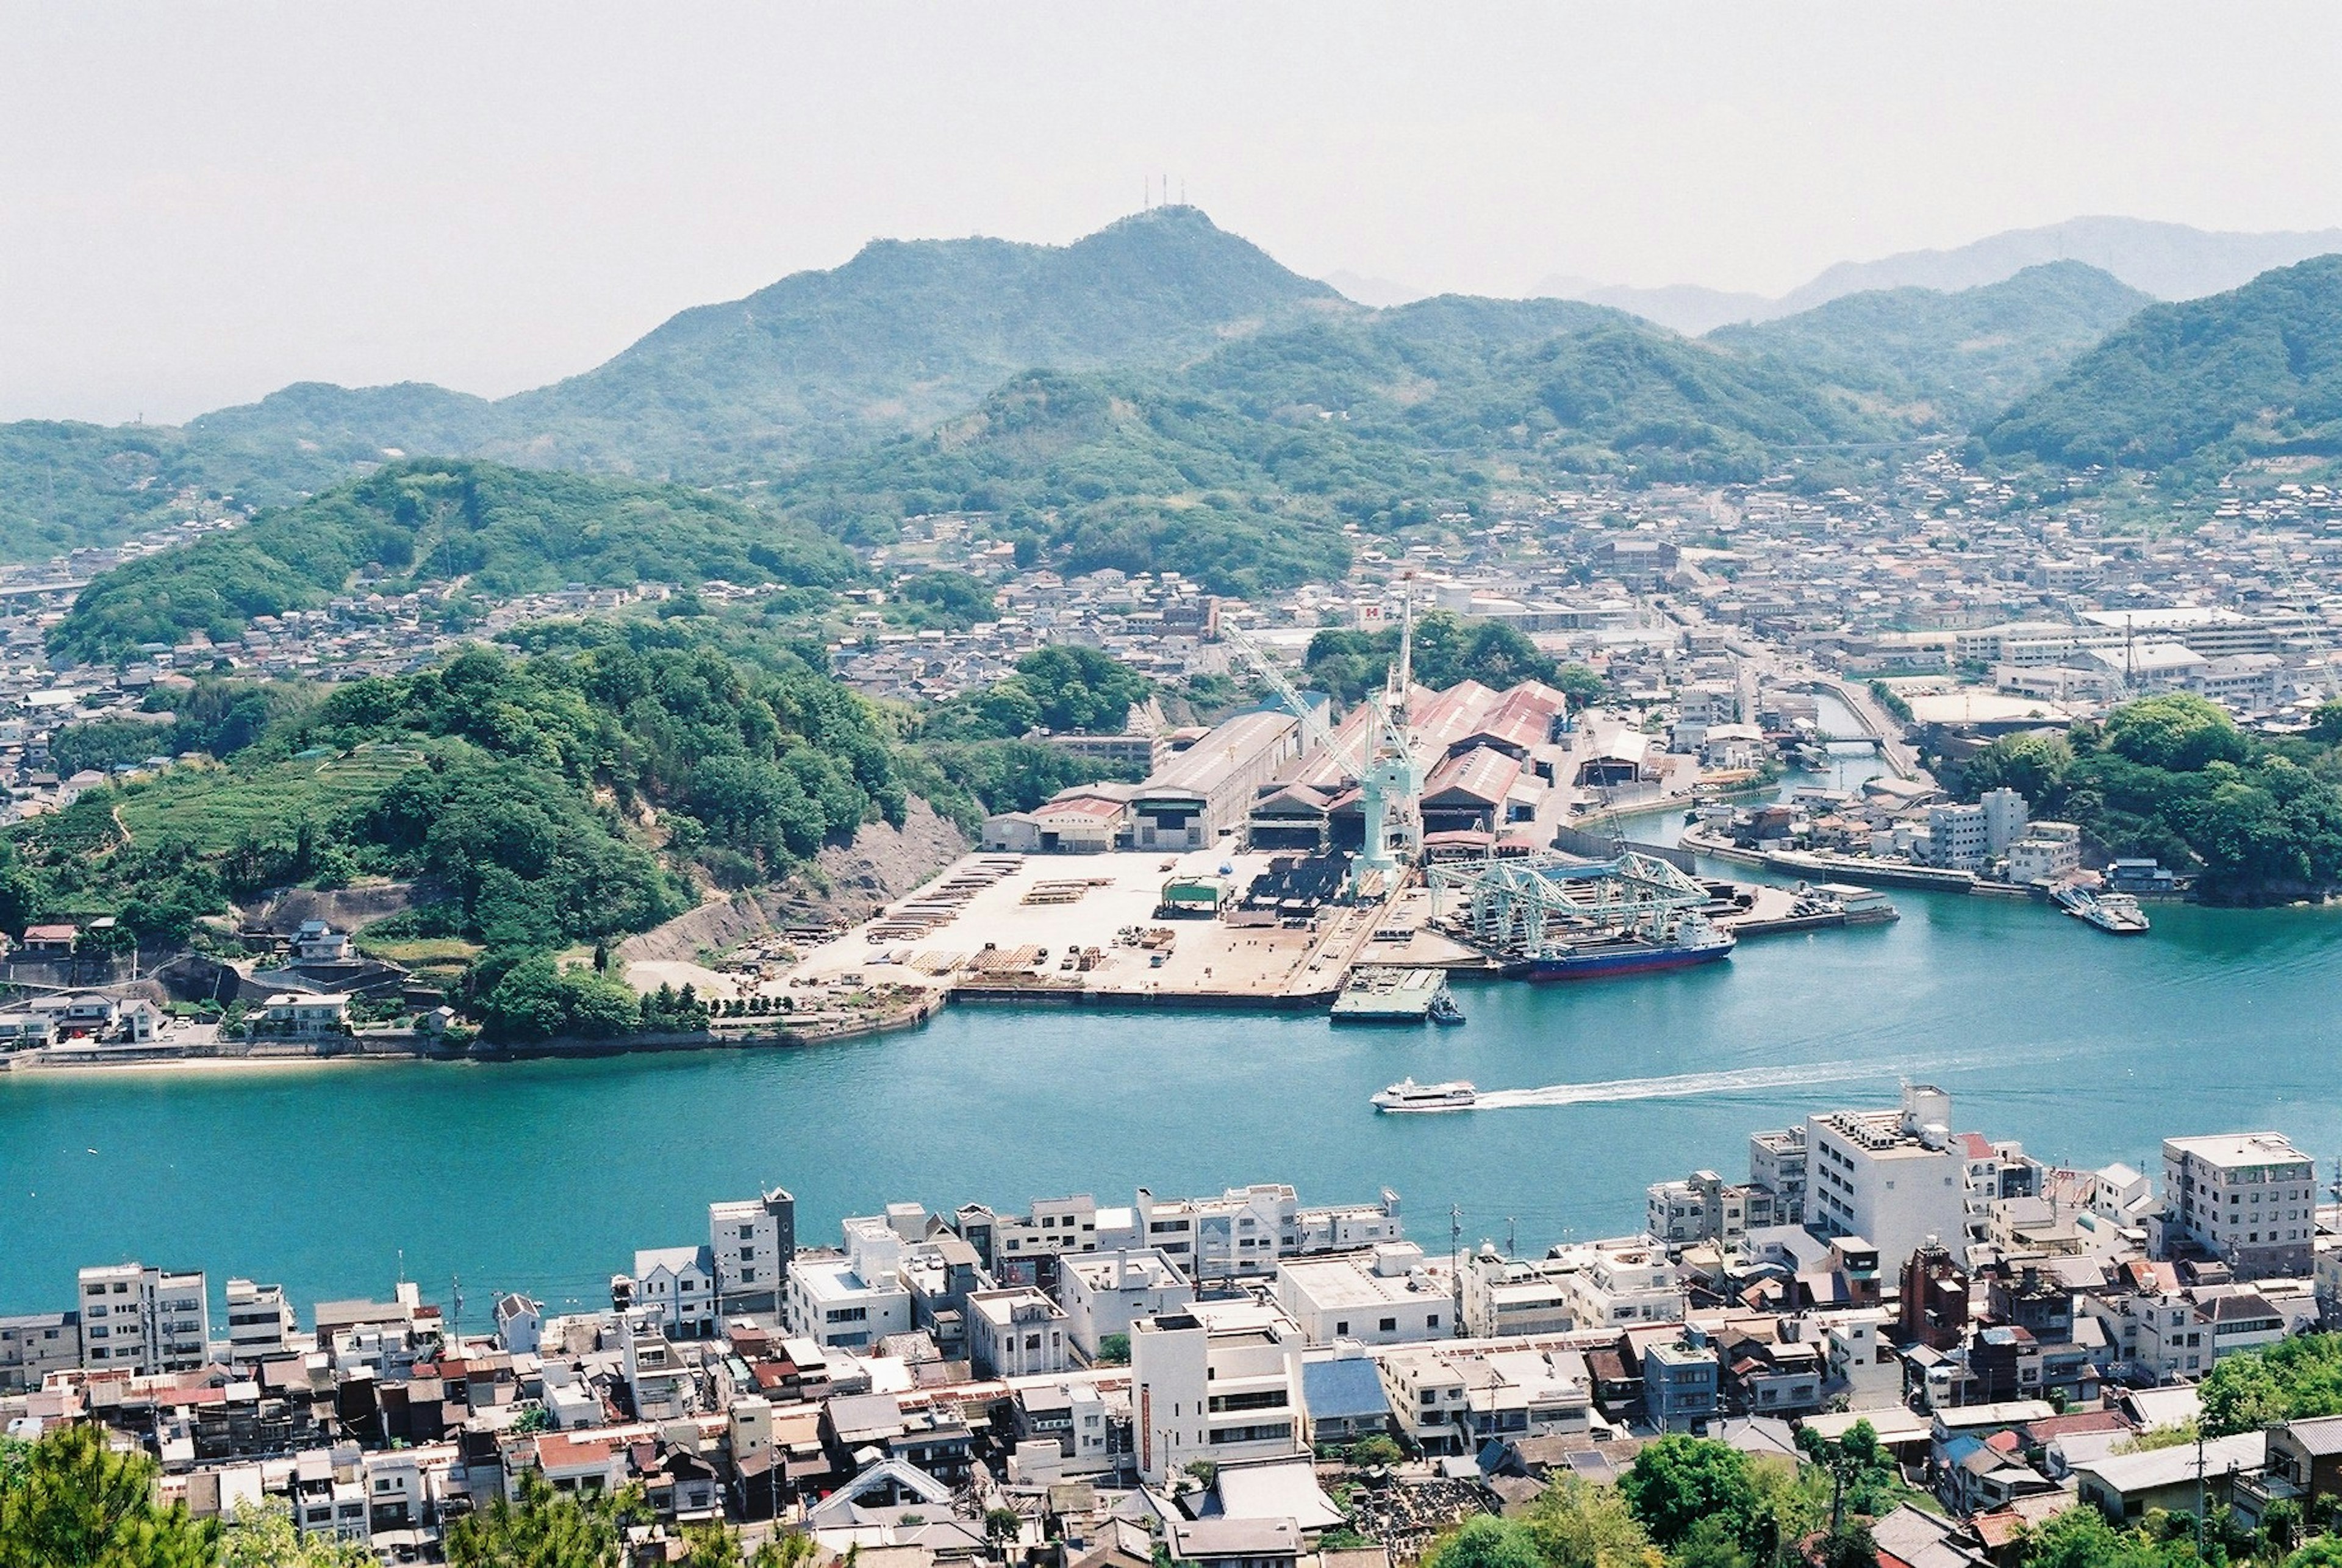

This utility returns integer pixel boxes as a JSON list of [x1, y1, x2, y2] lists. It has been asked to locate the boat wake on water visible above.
[[1471, 1057, 1951, 1110]]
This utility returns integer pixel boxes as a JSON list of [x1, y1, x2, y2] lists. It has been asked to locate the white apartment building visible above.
[[224, 1278, 297, 1361], [1056, 1248, 1194, 1359], [1131, 1185, 1404, 1282], [1925, 804, 1991, 870], [631, 1245, 718, 1339], [1273, 1244, 1448, 1346], [1979, 787, 2030, 855], [1749, 1126, 1808, 1225], [1646, 1170, 1773, 1248], [953, 1194, 1111, 1278], [1806, 1086, 1990, 1271], [618, 1309, 695, 1422], [1560, 1243, 1685, 1328], [1377, 1342, 1594, 1456], [1130, 1300, 1304, 1484], [1460, 1251, 1577, 1339], [783, 1219, 915, 1350], [2005, 823, 2082, 886], [967, 1287, 1073, 1378], [2161, 1133, 2318, 1278], [707, 1187, 795, 1313], [77, 1262, 209, 1374]]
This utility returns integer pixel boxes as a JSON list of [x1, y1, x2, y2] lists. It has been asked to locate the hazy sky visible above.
[[7, 2, 2342, 423]]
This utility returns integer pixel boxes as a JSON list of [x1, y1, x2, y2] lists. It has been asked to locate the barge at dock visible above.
[[1520, 910, 1735, 981]]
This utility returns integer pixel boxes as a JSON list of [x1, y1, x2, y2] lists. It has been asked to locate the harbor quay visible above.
[[8, 1086, 2337, 1565]]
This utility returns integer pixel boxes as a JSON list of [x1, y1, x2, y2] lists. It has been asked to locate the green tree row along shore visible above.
[[1943, 692, 2342, 903]]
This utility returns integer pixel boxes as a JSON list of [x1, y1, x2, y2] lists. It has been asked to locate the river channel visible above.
[[5, 728, 2340, 1319]]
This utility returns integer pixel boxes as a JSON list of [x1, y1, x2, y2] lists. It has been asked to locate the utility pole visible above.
[[1450, 1205, 1464, 1338], [2194, 1427, 2207, 1561]]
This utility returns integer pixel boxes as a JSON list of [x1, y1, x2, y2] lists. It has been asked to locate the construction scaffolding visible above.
[[1426, 850, 1711, 953]]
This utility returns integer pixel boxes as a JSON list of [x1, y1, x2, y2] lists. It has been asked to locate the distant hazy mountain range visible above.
[[1519, 217, 2342, 335], [12, 207, 2342, 629]]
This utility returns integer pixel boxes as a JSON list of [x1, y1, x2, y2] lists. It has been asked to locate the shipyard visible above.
[[649, 598, 1904, 1037]]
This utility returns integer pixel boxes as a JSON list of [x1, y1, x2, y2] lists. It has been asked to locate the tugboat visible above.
[[1372, 1078, 1478, 1112], [1427, 991, 1466, 1026]]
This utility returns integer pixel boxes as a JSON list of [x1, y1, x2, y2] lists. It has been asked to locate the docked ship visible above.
[[1372, 1078, 1478, 1112], [1520, 909, 1736, 981], [2052, 883, 2151, 934]]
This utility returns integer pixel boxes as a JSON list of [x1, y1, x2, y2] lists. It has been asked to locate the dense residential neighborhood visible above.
[[9, 1091, 2342, 1565]]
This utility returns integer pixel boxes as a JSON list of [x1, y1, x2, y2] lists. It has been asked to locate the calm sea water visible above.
[[6, 735, 2340, 1319]]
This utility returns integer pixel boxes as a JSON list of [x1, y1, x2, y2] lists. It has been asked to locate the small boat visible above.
[[1372, 1078, 1477, 1113], [1427, 992, 1466, 1026], [2054, 883, 2150, 934]]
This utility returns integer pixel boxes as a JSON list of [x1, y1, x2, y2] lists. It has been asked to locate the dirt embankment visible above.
[[245, 882, 432, 932], [617, 797, 968, 964]]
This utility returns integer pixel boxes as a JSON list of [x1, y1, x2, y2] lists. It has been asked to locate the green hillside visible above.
[[1711, 262, 2152, 425], [49, 459, 856, 662], [776, 295, 1900, 594], [0, 209, 1347, 562], [1985, 253, 2342, 469], [493, 205, 1346, 476]]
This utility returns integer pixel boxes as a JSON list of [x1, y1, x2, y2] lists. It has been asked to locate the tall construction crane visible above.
[[1357, 579, 1425, 877], [1217, 619, 1337, 759]]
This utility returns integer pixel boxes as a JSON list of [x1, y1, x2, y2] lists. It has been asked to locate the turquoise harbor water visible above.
[[7, 878, 2342, 1320]]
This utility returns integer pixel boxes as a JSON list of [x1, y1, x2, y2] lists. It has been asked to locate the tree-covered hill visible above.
[[49, 459, 857, 662], [775, 295, 1907, 595], [1711, 262, 2153, 426], [0, 209, 1343, 562], [1984, 253, 2342, 470], [490, 205, 1346, 477]]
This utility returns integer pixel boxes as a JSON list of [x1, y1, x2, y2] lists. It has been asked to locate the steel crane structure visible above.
[[1356, 584, 1424, 878], [1425, 849, 1710, 954]]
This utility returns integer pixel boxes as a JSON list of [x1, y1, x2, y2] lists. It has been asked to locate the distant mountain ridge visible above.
[[1538, 216, 2342, 335], [1711, 262, 2156, 425], [1986, 254, 2342, 470]]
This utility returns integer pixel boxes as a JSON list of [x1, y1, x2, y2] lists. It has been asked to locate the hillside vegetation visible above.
[[1712, 262, 2152, 424], [5, 210, 2184, 579], [49, 459, 856, 662], [1949, 692, 2342, 903], [1986, 254, 2342, 471], [12, 629, 903, 956]]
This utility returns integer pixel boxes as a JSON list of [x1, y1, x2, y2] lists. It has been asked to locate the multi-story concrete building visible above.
[[1272, 1244, 1448, 1346], [1130, 1300, 1304, 1484], [2161, 1133, 2318, 1279], [783, 1218, 916, 1351], [966, 1287, 1073, 1378], [77, 1262, 209, 1375], [1642, 1337, 1721, 1431], [1056, 1248, 1194, 1360], [951, 1193, 1104, 1284], [0, 1310, 81, 1392], [1806, 1086, 1986, 1271], [631, 1246, 720, 1340], [707, 1187, 795, 1314], [1748, 1126, 1808, 1226], [1377, 1342, 1594, 1455], [1131, 1184, 1403, 1283], [225, 1278, 297, 1361], [1646, 1170, 1775, 1249], [1459, 1250, 1577, 1339], [1563, 1242, 1685, 1329]]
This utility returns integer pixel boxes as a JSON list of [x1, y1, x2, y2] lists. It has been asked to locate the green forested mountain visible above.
[[50, 460, 856, 662], [1985, 254, 2342, 469], [1711, 262, 2152, 424], [492, 205, 1345, 475], [774, 296, 1901, 594], [0, 209, 1344, 562]]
